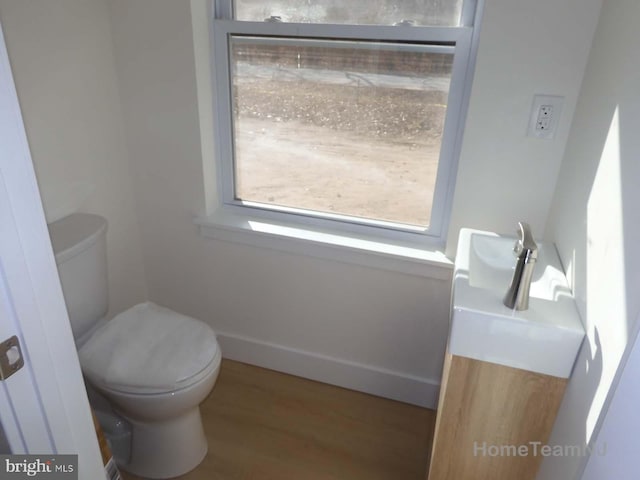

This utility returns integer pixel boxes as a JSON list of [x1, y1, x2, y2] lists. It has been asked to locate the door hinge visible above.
[[0, 335, 24, 380]]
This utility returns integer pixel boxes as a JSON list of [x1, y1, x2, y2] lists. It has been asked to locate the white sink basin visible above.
[[450, 228, 585, 378]]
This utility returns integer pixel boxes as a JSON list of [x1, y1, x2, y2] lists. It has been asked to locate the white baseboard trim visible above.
[[216, 332, 440, 409]]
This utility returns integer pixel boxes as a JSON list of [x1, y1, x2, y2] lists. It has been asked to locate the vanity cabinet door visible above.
[[427, 352, 567, 480]]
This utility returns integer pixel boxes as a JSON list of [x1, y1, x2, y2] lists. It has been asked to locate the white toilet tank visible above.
[[48, 213, 109, 342]]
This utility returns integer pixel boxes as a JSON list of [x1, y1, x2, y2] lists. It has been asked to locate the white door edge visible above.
[[0, 18, 104, 479]]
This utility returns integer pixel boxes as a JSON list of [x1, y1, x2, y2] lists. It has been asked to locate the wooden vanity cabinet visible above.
[[427, 351, 567, 480]]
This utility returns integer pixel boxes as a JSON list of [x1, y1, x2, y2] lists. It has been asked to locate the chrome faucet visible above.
[[503, 222, 538, 311]]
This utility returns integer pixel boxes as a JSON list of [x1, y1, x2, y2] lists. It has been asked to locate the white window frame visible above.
[[211, 0, 480, 245]]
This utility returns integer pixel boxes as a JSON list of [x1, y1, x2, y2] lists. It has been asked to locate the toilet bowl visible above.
[[48, 214, 221, 479], [78, 302, 221, 478], [99, 366, 219, 479]]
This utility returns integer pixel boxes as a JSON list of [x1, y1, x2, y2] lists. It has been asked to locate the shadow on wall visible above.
[[617, 95, 640, 355], [569, 329, 603, 450]]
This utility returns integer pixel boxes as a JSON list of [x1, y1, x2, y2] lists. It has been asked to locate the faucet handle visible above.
[[516, 221, 538, 262], [512, 238, 523, 256]]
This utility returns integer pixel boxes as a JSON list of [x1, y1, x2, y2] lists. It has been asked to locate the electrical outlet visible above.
[[539, 105, 553, 118], [528, 95, 564, 139], [535, 105, 553, 132]]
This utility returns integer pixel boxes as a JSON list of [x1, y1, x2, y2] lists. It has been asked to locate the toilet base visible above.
[[119, 407, 207, 479]]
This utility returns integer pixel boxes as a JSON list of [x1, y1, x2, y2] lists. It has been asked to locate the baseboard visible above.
[[216, 332, 440, 408]]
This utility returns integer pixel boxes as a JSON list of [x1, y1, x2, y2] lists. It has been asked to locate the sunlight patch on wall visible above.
[[585, 105, 627, 441]]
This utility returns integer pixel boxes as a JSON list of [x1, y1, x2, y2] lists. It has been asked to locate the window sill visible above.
[[194, 209, 453, 280]]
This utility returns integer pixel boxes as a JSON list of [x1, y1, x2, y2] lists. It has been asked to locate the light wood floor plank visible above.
[[121, 359, 435, 480]]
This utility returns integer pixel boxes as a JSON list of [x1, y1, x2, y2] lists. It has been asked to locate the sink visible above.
[[450, 228, 585, 378]]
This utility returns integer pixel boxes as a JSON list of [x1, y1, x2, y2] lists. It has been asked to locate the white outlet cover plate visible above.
[[527, 94, 564, 139]]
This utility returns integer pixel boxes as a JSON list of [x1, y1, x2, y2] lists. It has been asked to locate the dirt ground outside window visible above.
[[233, 65, 448, 228]]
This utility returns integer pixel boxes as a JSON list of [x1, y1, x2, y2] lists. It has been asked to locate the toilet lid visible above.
[[79, 302, 220, 393]]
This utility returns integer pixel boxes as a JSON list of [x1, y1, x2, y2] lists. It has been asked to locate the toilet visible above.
[[48, 213, 221, 479]]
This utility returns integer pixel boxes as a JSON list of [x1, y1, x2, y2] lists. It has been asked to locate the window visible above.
[[213, 0, 478, 242]]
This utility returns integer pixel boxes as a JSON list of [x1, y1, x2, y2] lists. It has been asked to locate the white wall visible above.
[[538, 0, 640, 478], [446, 0, 601, 255], [0, 0, 606, 411], [102, 0, 603, 406], [107, 0, 452, 406], [0, 0, 147, 317]]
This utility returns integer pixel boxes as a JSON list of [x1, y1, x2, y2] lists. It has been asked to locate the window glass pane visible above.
[[233, 0, 463, 26], [231, 36, 453, 228]]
